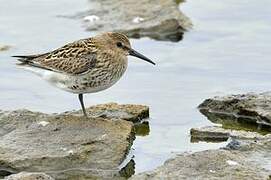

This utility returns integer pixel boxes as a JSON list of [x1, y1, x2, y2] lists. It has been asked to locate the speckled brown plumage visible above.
[[15, 39, 98, 75]]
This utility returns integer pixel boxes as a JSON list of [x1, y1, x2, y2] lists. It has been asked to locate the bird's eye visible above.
[[116, 42, 123, 48]]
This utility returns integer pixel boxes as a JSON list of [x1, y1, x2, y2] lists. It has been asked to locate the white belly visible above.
[[19, 62, 127, 94]]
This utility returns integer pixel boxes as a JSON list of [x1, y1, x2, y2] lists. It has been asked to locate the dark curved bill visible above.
[[129, 49, 155, 65]]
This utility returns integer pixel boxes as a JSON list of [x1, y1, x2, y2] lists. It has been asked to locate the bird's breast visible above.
[[70, 55, 128, 93]]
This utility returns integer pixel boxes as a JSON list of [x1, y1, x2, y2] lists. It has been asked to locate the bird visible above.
[[12, 32, 155, 117]]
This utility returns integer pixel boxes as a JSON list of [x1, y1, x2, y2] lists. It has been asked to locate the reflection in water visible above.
[[116, 121, 150, 178], [0, 169, 13, 179], [191, 107, 271, 143], [199, 109, 271, 135], [134, 121, 150, 136], [119, 159, 135, 179], [120, 121, 151, 177], [190, 133, 229, 143]]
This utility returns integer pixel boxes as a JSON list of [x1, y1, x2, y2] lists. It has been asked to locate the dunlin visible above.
[[13, 32, 155, 117]]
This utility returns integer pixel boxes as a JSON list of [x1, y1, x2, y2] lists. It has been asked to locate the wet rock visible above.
[[199, 92, 271, 130], [67, 0, 192, 42], [191, 126, 271, 142], [0, 45, 11, 52], [4, 172, 54, 180], [0, 103, 148, 179], [131, 140, 271, 180]]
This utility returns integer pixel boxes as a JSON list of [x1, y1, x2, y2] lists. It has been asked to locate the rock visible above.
[[191, 126, 271, 142], [0, 45, 11, 52], [198, 92, 271, 130], [66, 0, 192, 42], [87, 103, 149, 123], [131, 140, 271, 180], [4, 172, 54, 180], [0, 103, 148, 179], [185, 93, 271, 179]]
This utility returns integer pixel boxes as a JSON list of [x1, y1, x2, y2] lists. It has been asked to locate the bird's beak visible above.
[[129, 49, 155, 65]]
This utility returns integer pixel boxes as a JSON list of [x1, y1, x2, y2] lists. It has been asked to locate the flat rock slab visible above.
[[67, 0, 192, 42], [0, 103, 149, 179], [63, 103, 149, 123], [191, 126, 271, 143], [4, 172, 54, 180], [131, 140, 271, 180], [87, 103, 149, 123], [199, 92, 271, 129]]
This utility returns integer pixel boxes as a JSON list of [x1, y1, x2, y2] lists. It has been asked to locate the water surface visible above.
[[0, 0, 271, 174]]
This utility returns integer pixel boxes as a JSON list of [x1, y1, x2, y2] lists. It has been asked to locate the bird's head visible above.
[[95, 32, 155, 65]]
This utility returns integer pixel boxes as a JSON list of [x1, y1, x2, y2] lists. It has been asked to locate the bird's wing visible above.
[[13, 39, 97, 75]]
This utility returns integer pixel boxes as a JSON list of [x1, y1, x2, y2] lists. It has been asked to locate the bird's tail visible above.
[[12, 54, 45, 67], [12, 55, 35, 59], [12, 55, 38, 63]]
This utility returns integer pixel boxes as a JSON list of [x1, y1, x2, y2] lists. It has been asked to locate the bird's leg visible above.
[[78, 94, 87, 117]]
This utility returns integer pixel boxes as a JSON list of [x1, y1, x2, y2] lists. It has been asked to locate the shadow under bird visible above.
[[12, 32, 155, 117]]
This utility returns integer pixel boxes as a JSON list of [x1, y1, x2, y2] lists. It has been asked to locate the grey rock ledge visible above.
[[0, 103, 149, 179]]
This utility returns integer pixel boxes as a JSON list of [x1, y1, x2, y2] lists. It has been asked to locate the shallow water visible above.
[[1, 0, 271, 175]]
